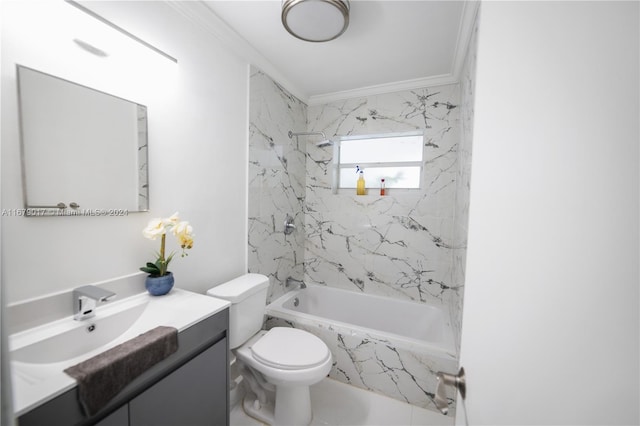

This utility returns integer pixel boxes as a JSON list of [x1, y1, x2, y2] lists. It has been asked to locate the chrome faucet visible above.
[[285, 277, 306, 290], [73, 285, 116, 321]]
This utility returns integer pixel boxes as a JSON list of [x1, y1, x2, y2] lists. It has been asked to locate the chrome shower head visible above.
[[316, 140, 333, 148]]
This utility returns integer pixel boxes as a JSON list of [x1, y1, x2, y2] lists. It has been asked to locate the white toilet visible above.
[[207, 273, 332, 425]]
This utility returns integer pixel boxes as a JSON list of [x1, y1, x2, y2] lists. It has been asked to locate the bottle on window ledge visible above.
[[380, 178, 386, 196], [356, 166, 365, 195]]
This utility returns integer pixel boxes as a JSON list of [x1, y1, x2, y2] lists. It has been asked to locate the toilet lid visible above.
[[251, 327, 330, 370]]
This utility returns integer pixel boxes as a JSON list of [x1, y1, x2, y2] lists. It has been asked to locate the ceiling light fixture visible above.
[[281, 0, 350, 43]]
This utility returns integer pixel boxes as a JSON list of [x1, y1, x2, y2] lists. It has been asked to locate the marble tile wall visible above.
[[249, 60, 475, 413], [305, 85, 463, 314], [248, 67, 307, 302], [449, 11, 479, 354], [265, 314, 458, 415]]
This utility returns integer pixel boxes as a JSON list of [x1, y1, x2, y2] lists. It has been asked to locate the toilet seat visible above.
[[251, 327, 330, 370], [235, 328, 333, 387]]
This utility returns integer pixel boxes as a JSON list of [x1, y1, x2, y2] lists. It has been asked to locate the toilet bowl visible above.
[[207, 274, 332, 425], [237, 328, 332, 424]]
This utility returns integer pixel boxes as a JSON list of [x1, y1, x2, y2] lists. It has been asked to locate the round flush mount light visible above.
[[281, 0, 350, 43]]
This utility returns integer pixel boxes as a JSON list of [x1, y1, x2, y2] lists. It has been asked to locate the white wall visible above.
[[460, 1, 639, 425], [1, 1, 249, 303]]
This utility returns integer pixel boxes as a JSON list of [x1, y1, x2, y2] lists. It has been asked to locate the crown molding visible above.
[[164, 0, 310, 103], [306, 73, 459, 106], [451, 0, 481, 80]]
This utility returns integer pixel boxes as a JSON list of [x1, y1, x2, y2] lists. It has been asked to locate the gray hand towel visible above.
[[64, 325, 178, 417]]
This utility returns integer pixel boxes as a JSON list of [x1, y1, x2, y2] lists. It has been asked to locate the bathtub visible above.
[[265, 285, 459, 415]]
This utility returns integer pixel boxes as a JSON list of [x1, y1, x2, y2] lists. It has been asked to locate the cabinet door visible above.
[[94, 404, 128, 426], [129, 339, 228, 426]]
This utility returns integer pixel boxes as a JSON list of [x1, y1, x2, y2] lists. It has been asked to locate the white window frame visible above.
[[331, 131, 425, 192]]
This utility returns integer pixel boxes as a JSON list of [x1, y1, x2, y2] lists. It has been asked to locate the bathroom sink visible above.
[[10, 294, 149, 364], [10, 288, 230, 417]]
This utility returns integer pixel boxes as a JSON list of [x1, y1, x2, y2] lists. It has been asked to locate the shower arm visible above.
[[288, 130, 328, 140]]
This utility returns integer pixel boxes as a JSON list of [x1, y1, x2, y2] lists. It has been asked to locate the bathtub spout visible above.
[[285, 277, 306, 290]]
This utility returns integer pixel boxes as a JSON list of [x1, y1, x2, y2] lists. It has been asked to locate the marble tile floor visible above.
[[230, 377, 453, 426]]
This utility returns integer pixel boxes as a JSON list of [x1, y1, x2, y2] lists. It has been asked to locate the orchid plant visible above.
[[140, 212, 194, 277]]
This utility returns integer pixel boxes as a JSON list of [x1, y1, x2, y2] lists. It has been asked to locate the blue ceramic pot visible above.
[[145, 272, 174, 296]]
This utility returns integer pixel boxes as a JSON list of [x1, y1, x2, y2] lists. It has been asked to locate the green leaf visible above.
[[140, 266, 159, 274]]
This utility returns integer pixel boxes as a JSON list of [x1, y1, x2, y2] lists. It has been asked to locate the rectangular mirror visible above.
[[17, 65, 149, 216]]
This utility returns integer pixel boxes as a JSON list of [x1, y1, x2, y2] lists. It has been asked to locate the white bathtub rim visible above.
[[266, 286, 458, 360]]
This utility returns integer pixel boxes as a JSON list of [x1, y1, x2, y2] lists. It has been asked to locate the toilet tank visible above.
[[207, 273, 269, 349]]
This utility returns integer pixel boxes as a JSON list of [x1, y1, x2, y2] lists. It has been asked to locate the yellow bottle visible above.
[[357, 170, 366, 195]]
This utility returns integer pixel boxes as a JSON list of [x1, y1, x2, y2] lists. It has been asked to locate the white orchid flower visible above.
[[142, 218, 166, 240], [172, 221, 194, 250], [163, 212, 180, 227]]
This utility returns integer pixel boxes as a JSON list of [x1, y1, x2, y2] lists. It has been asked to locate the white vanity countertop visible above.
[[10, 288, 230, 417]]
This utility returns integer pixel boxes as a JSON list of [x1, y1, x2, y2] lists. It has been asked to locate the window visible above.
[[337, 132, 424, 189]]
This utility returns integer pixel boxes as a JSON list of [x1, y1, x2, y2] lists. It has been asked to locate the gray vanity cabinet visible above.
[[18, 308, 229, 426], [94, 405, 128, 426], [94, 340, 227, 426], [128, 338, 227, 426]]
